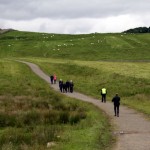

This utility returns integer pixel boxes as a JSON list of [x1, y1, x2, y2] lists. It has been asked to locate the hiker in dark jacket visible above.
[[63, 82, 67, 93], [59, 79, 63, 92], [66, 80, 70, 92], [50, 75, 54, 84], [70, 80, 74, 93], [112, 93, 120, 117]]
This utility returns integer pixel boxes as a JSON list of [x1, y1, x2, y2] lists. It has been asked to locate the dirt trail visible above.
[[19, 60, 150, 150]]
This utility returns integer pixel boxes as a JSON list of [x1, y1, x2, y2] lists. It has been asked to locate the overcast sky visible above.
[[0, 0, 150, 34]]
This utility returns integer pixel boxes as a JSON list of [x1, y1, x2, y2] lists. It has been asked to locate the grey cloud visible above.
[[0, 0, 150, 21], [1, 0, 150, 34]]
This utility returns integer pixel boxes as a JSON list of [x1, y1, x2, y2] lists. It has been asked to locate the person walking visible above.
[[66, 80, 70, 92], [50, 75, 54, 84], [70, 80, 74, 93], [112, 93, 120, 117], [63, 82, 67, 93], [101, 87, 107, 102], [53, 74, 57, 84], [59, 79, 63, 92]]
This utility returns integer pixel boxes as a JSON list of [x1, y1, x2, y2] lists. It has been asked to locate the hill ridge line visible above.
[[17, 60, 150, 150]]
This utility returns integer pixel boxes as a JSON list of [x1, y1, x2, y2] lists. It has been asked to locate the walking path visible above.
[[19, 60, 150, 150]]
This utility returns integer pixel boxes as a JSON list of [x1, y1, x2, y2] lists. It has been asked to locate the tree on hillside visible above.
[[123, 27, 150, 33]]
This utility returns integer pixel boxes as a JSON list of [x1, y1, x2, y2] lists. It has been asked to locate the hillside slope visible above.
[[0, 30, 150, 60]]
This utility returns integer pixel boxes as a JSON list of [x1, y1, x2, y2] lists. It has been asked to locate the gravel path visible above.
[[19, 60, 150, 150]]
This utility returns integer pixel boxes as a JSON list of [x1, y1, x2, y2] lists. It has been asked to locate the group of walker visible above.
[[59, 79, 74, 93], [50, 74, 74, 93], [50, 75, 120, 117], [101, 87, 120, 117]]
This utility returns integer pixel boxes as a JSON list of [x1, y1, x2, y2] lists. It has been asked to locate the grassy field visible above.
[[0, 59, 114, 150], [0, 31, 150, 60], [24, 58, 150, 116], [0, 30, 150, 149]]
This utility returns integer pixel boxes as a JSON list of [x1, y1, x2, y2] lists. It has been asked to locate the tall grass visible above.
[[0, 59, 113, 149]]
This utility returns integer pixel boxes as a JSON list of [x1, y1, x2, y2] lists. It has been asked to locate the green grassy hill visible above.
[[0, 30, 150, 114], [0, 30, 150, 60], [0, 30, 149, 149]]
